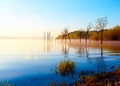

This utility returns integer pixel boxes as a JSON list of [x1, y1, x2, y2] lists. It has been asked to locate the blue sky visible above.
[[0, 0, 120, 37]]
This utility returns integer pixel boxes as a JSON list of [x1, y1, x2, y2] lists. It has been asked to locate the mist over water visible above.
[[0, 39, 120, 86]]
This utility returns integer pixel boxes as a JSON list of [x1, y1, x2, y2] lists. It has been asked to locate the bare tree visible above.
[[79, 29, 83, 43], [62, 28, 71, 42], [96, 17, 108, 44], [86, 23, 93, 44]]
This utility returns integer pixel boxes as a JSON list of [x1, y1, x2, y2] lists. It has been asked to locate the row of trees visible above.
[[90, 25, 120, 40], [56, 17, 120, 44]]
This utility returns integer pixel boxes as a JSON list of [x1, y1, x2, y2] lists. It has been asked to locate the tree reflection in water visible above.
[[52, 40, 120, 85], [44, 40, 53, 53], [62, 40, 71, 58], [76, 43, 107, 77], [60, 40, 107, 77]]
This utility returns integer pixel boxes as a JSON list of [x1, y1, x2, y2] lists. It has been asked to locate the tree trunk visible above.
[[68, 33, 71, 42], [86, 31, 88, 44], [79, 32, 81, 43], [101, 29, 103, 44]]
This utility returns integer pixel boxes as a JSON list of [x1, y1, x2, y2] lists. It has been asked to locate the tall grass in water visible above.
[[58, 60, 76, 76], [1, 81, 15, 86]]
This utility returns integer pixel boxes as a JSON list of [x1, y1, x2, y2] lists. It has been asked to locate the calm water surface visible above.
[[0, 39, 120, 86]]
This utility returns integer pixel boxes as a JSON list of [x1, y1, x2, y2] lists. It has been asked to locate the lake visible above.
[[0, 39, 120, 86]]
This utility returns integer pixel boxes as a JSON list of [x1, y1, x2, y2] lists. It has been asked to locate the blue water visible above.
[[0, 39, 120, 86]]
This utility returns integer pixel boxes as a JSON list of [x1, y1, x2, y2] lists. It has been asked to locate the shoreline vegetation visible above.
[[76, 67, 120, 86], [49, 67, 120, 86], [56, 25, 120, 41]]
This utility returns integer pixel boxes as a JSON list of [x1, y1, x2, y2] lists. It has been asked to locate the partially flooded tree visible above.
[[62, 28, 71, 42], [79, 29, 84, 43], [96, 17, 108, 44], [86, 23, 93, 44]]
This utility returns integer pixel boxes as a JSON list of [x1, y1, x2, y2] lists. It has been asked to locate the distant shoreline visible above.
[[56, 25, 120, 41], [0, 38, 42, 39], [56, 39, 120, 41]]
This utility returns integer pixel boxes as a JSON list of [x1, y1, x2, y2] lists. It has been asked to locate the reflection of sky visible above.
[[0, 39, 46, 55], [0, 60, 4, 70], [0, 39, 120, 85]]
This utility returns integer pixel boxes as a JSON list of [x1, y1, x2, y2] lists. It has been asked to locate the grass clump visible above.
[[1, 81, 15, 86], [58, 60, 76, 76]]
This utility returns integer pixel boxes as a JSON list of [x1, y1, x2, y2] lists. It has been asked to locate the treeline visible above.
[[56, 25, 120, 40]]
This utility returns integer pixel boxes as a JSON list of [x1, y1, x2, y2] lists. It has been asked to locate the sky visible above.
[[0, 0, 120, 38]]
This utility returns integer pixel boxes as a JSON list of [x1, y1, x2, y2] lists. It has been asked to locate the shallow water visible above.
[[0, 39, 120, 86]]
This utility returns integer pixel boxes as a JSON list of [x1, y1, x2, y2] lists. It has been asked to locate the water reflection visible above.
[[85, 43, 89, 58], [53, 43, 108, 85], [86, 43, 106, 72], [61, 40, 109, 71], [95, 45, 107, 72], [69, 40, 120, 55], [43, 40, 53, 53], [101, 45, 103, 58], [47, 40, 51, 53], [56, 41, 107, 77], [62, 40, 110, 74], [0, 39, 120, 85], [62, 40, 71, 58]]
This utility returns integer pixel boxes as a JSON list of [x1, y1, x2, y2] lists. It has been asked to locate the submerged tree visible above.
[[86, 23, 93, 44], [95, 17, 108, 44], [79, 29, 84, 43], [62, 28, 71, 42]]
